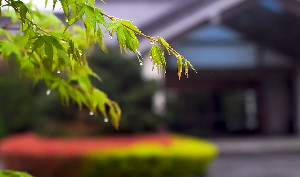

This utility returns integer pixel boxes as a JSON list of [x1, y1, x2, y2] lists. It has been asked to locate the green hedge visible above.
[[81, 135, 218, 177]]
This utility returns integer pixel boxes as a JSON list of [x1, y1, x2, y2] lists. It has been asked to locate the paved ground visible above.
[[207, 154, 300, 177], [206, 137, 300, 177]]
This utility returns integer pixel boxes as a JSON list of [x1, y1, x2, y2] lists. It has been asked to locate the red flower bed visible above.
[[0, 133, 172, 157], [0, 133, 172, 177]]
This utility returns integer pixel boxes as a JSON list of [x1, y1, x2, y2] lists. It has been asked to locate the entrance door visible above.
[[169, 88, 259, 137]]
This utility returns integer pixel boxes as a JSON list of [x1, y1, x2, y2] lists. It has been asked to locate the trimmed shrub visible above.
[[82, 134, 217, 177], [0, 133, 218, 177]]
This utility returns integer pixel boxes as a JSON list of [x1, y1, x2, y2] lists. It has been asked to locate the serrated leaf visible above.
[[105, 21, 121, 34], [49, 37, 65, 51], [85, 5, 96, 30], [20, 5, 27, 22], [58, 85, 69, 106], [19, 27, 31, 48], [78, 77, 92, 92], [45, 43, 53, 60], [59, 0, 69, 21], [176, 55, 183, 80], [109, 101, 121, 129], [120, 20, 141, 33], [158, 36, 171, 55], [33, 37, 45, 51], [95, 8, 106, 25], [123, 27, 139, 53], [116, 26, 126, 54], [97, 25, 107, 52]]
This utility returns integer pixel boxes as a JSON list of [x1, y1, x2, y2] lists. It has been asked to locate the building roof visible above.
[[2, 0, 300, 59], [137, 0, 300, 59]]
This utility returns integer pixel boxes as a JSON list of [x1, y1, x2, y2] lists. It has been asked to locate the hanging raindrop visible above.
[[46, 89, 51, 95], [57, 70, 61, 74], [66, 19, 68, 23], [187, 74, 189, 78], [62, 40, 66, 44], [150, 41, 155, 45], [136, 49, 143, 64], [109, 35, 113, 40], [140, 62, 143, 66], [104, 118, 109, 122], [89, 111, 94, 116]]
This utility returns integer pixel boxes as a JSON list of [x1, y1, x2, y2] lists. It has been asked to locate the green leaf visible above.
[[106, 21, 121, 33], [0, 40, 21, 60], [123, 27, 139, 53], [121, 20, 141, 33], [97, 25, 106, 52], [33, 37, 45, 51], [58, 85, 69, 106], [86, 0, 95, 7], [176, 54, 183, 80], [85, 5, 97, 30], [59, 0, 69, 21], [116, 26, 126, 54], [20, 5, 27, 22], [18, 26, 31, 48], [49, 37, 65, 51], [149, 44, 166, 75], [158, 36, 171, 55], [78, 76, 92, 92], [109, 101, 121, 129], [45, 43, 53, 60], [45, 0, 49, 8], [95, 8, 106, 25], [53, 0, 58, 10]]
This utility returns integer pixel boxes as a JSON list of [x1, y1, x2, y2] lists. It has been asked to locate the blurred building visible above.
[[2, 0, 300, 137], [142, 0, 300, 137]]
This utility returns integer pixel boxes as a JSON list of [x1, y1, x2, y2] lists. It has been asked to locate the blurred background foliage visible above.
[[0, 47, 175, 138]]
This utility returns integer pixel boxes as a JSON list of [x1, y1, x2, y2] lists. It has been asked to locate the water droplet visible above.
[[140, 62, 143, 66], [130, 19, 133, 22], [57, 70, 60, 74], [32, 19, 34, 22], [66, 19, 68, 23], [89, 111, 94, 116], [150, 41, 155, 45], [136, 49, 143, 63], [165, 71, 167, 74], [187, 74, 189, 78], [176, 54, 180, 58], [109, 35, 113, 40], [150, 56, 152, 59], [62, 40, 66, 44], [46, 89, 51, 95], [104, 118, 108, 122]]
